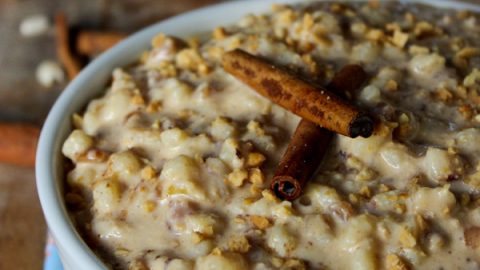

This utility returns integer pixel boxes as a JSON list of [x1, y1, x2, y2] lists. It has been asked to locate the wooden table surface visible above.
[[0, 0, 219, 269]]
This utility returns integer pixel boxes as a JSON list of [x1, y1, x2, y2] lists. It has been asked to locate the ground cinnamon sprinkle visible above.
[[55, 13, 82, 80]]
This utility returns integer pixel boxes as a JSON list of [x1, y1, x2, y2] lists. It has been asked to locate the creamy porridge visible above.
[[62, 1, 480, 269]]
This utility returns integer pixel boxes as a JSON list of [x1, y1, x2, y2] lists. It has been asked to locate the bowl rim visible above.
[[36, 0, 480, 269]]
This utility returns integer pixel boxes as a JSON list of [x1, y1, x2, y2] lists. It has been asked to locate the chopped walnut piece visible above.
[[271, 257, 284, 268], [464, 69, 480, 87], [392, 30, 409, 48], [386, 22, 401, 32], [366, 28, 385, 41], [72, 113, 83, 129], [408, 45, 430, 55], [414, 21, 441, 37], [213, 27, 228, 40], [211, 247, 222, 256], [250, 215, 271, 229], [386, 254, 410, 270], [405, 12, 416, 25], [330, 3, 345, 13], [250, 184, 262, 196], [359, 185, 372, 198], [146, 100, 162, 113], [131, 93, 145, 106], [227, 169, 248, 187], [302, 13, 314, 30], [378, 184, 391, 193], [141, 165, 157, 180], [399, 226, 417, 248], [415, 214, 428, 231], [228, 235, 251, 253], [246, 152, 266, 167], [456, 47, 480, 59], [283, 259, 307, 270], [249, 168, 265, 186], [143, 200, 156, 213], [262, 189, 280, 202], [175, 48, 211, 75], [434, 88, 453, 103], [129, 259, 149, 270], [351, 22, 368, 37]]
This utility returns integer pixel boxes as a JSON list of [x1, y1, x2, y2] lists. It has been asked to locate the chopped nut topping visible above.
[[143, 200, 156, 213], [456, 47, 480, 59], [249, 168, 265, 186], [392, 30, 409, 48], [408, 45, 430, 55], [399, 226, 417, 248], [464, 69, 480, 87], [386, 254, 410, 270], [249, 215, 271, 230], [246, 152, 266, 167], [366, 28, 385, 41], [414, 21, 441, 37], [213, 27, 228, 40], [141, 166, 157, 180], [72, 113, 83, 129], [262, 189, 280, 202], [227, 169, 248, 187], [284, 259, 307, 270], [434, 88, 453, 103], [227, 235, 251, 253]]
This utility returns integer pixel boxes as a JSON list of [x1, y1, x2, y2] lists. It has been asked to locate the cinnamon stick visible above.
[[55, 12, 82, 80], [76, 31, 127, 56], [0, 123, 40, 167], [222, 49, 373, 138], [271, 65, 368, 200]]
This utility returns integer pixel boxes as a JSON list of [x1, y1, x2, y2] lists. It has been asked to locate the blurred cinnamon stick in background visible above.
[[0, 123, 40, 167], [76, 31, 127, 56], [55, 12, 82, 80]]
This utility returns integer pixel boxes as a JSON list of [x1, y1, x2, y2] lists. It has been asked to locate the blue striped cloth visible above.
[[44, 234, 64, 270]]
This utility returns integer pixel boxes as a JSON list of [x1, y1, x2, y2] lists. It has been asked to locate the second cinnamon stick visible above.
[[271, 65, 368, 200]]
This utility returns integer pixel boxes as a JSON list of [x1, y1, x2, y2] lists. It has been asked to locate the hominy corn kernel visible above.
[[62, 129, 94, 161]]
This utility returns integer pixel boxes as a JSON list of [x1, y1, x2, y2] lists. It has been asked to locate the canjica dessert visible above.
[[62, 1, 480, 269]]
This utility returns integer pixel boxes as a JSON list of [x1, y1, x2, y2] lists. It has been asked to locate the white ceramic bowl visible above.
[[36, 0, 480, 269]]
